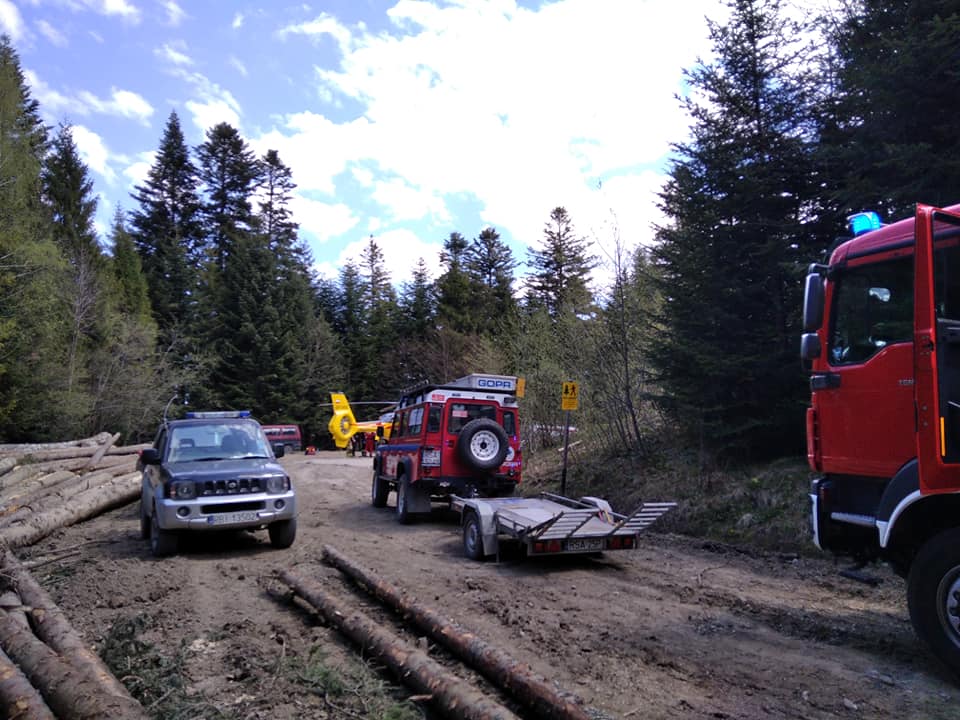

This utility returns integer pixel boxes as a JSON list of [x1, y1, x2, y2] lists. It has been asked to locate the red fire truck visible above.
[[802, 203, 960, 674]]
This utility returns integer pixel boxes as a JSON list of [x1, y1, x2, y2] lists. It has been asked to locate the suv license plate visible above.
[[208, 511, 259, 525], [566, 538, 603, 552]]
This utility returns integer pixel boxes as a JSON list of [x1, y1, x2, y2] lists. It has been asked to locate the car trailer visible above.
[[450, 492, 676, 561]]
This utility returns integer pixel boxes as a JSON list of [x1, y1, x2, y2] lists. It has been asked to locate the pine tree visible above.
[[465, 226, 517, 335], [526, 207, 596, 319], [650, 0, 817, 461], [398, 258, 435, 340], [129, 110, 203, 342], [358, 236, 398, 398], [435, 231, 473, 333], [822, 0, 960, 219], [109, 208, 152, 321]]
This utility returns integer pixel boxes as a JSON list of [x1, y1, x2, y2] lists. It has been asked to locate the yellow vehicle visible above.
[[327, 393, 395, 449]]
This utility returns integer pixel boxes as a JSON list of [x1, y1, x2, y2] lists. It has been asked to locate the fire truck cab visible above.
[[802, 203, 960, 674], [372, 374, 522, 524]]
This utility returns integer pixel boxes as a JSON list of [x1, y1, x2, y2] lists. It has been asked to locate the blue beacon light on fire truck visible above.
[[847, 211, 882, 236]]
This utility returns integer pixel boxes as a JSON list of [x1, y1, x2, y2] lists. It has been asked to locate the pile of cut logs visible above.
[[0, 433, 151, 719]]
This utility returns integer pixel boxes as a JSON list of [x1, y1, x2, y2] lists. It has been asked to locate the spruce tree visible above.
[[650, 0, 817, 461], [129, 110, 203, 343], [465, 226, 517, 335], [435, 231, 473, 333], [358, 236, 398, 398], [526, 207, 596, 319], [109, 208, 152, 321]]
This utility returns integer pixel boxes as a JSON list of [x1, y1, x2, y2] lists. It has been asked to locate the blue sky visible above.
[[3, 0, 725, 288]]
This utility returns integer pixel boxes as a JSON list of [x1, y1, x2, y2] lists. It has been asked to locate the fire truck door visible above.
[[914, 204, 960, 493]]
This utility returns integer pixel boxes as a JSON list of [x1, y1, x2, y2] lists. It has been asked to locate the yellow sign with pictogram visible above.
[[561, 381, 579, 411]]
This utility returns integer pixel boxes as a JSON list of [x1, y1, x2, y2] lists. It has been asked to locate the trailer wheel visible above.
[[907, 527, 960, 675], [396, 473, 413, 525], [457, 419, 509, 471], [371, 468, 388, 508], [463, 512, 485, 560]]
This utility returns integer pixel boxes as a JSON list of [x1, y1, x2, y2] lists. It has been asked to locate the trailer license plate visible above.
[[566, 538, 603, 552], [208, 511, 259, 525]]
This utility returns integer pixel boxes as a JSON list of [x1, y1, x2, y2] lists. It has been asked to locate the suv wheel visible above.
[[372, 469, 389, 508], [150, 509, 177, 558], [457, 419, 509, 471], [269, 518, 297, 549], [139, 500, 150, 539], [396, 474, 413, 525]]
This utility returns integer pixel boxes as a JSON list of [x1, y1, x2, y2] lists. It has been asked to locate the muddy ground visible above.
[[16, 452, 960, 719]]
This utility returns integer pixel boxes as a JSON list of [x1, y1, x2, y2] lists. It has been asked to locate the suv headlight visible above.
[[265, 475, 290, 493], [170, 480, 196, 500]]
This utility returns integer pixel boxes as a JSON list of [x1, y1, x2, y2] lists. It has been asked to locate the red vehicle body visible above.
[[261, 424, 302, 454], [802, 203, 960, 674], [372, 374, 522, 524]]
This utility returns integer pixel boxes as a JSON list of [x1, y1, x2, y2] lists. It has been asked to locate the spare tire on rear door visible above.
[[457, 418, 509, 471]]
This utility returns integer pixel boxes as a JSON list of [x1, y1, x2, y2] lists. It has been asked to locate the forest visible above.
[[2, 0, 959, 473]]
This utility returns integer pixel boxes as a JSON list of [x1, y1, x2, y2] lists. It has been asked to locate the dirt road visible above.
[[17, 453, 960, 719]]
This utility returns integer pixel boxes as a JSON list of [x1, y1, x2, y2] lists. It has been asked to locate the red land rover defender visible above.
[[372, 374, 522, 523]]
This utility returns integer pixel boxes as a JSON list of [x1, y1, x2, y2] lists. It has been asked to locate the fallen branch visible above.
[[278, 569, 520, 720], [322, 544, 590, 720]]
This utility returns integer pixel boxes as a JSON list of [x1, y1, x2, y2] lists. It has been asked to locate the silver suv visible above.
[[139, 410, 297, 557]]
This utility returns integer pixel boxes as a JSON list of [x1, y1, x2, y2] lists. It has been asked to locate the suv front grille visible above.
[[199, 477, 263, 496]]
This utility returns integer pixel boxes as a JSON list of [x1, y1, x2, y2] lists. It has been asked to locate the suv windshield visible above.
[[169, 422, 272, 462]]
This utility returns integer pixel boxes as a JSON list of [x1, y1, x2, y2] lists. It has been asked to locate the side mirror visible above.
[[800, 332, 822, 371], [803, 272, 825, 332], [140, 448, 161, 466]]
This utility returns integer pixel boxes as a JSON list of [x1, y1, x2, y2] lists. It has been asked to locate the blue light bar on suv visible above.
[[184, 410, 252, 419]]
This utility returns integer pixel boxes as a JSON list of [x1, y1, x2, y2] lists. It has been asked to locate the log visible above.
[[0, 456, 15, 477], [0, 546, 146, 714], [17, 443, 148, 464], [85, 433, 121, 470], [278, 569, 520, 720], [322, 545, 591, 720], [0, 470, 78, 511], [0, 473, 140, 549], [0, 645, 57, 720], [0, 434, 110, 456], [0, 472, 123, 528], [0, 466, 48, 494], [0, 609, 147, 720]]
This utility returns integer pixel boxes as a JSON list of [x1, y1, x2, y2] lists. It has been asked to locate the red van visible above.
[[261, 424, 302, 454]]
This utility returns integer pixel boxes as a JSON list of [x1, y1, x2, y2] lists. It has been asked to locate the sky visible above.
[[3, 0, 728, 290]]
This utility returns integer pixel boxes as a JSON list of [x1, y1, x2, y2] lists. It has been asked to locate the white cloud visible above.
[[156, 41, 192, 66], [318, 228, 443, 284], [36, 19, 67, 46], [72, 124, 116, 183], [291, 195, 359, 245], [259, 0, 718, 279], [162, 0, 185, 26], [97, 0, 139, 22], [231, 12, 243, 29], [172, 68, 242, 133], [0, 0, 24, 41], [123, 149, 156, 188], [228, 55, 247, 77], [23, 68, 72, 114], [77, 87, 154, 124]]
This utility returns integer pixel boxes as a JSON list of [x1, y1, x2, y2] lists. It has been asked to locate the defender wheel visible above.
[[396, 475, 413, 525], [908, 527, 960, 676], [457, 419, 509, 471], [463, 512, 485, 561], [269, 518, 297, 549], [149, 510, 177, 558], [139, 501, 150, 540], [372, 469, 388, 508]]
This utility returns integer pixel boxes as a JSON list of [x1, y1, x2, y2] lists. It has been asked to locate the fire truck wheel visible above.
[[457, 419, 509, 471], [907, 527, 960, 675], [463, 512, 485, 561], [396, 474, 413, 525], [371, 469, 389, 508]]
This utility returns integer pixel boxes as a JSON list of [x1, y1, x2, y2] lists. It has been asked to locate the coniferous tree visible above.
[[821, 0, 960, 220], [332, 261, 365, 395], [358, 236, 398, 398], [435, 231, 473, 333], [650, 0, 818, 461], [526, 207, 596, 319], [129, 110, 203, 344], [109, 208, 152, 321], [465, 227, 517, 335], [398, 258, 435, 340]]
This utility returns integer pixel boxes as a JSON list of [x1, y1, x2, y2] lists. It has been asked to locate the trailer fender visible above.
[[461, 501, 500, 557]]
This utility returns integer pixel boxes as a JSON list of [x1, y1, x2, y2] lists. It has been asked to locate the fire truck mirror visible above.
[[803, 273, 825, 332], [800, 332, 821, 370]]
